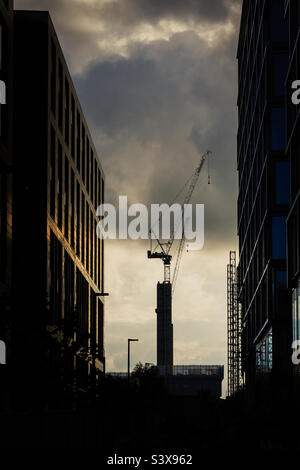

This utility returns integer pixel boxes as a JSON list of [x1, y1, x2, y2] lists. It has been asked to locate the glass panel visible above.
[[293, 289, 297, 343], [271, 0, 289, 41], [276, 161, 290, 204], [271, 108, 285, 151], [274, 53, 289, 96], [292, 284, 300, 343], [256, 329, 273, 372], [272, 216, 287, 259], [276, 270, 287, 288]]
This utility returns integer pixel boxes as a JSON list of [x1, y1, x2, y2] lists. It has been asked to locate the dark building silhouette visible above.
[[286, 1, 300, 374], [168, 365, 224, 398], [237, 0, 292, 390], [6, 10, 105, 408], [108, 366, 224, 398], [156, 281, 173, 375], [0, 0, 13, 400], [0, 1, 13, 293]]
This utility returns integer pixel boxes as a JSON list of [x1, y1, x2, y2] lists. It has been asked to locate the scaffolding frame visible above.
[[173, 365, 224, 377], [227, 251, 243, 396]]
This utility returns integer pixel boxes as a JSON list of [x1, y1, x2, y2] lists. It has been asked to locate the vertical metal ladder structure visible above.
[[227, 251, 243, 396]]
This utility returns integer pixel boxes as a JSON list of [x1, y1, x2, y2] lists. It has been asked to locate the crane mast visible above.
[[148, 150, 212, 377]]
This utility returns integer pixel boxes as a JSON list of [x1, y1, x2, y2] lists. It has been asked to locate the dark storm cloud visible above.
[[15, 0, 242, 74], [73, 29, 238, 247], [16, 0, 241, 26], [74, 30, 237, 139], [94, 0, 241, 26], [15, 1, 240, 249]]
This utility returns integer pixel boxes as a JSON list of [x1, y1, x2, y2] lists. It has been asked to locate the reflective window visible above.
[[276, 270, 287, 288], [276, 161, 290, 204], [272, 216, 287, 259], [58, 60, 63, 130], [271, 0, 289, 42], [256, 329, 273, 372], [292, 281, 300, 344], [51, 40, 56, 116], [274, 53, 289, 96], [271, 108, 285, 150]]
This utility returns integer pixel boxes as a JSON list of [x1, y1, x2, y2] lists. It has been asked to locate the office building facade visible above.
[[237, 0, 291, 388], [10, 10, 105, 407]]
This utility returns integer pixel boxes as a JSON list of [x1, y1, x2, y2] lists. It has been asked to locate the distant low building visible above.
[[108, 365, 224, 398], [107, 372, 128, 379], [167, 365, 224, 398]]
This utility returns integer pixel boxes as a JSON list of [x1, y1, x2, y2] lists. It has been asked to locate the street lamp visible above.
[[128, 338, 139, 384]]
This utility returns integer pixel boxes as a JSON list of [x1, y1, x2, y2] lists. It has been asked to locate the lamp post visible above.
[[128, 338, 139, 384]]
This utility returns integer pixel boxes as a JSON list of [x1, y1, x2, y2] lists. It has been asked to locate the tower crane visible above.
[[148, 150, 212, 294]]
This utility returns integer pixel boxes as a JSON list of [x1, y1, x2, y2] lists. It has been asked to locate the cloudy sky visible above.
[[15, 0, 242, 394]]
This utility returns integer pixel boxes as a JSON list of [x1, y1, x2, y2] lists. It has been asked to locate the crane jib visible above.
[[148, 150, 212, 293]]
